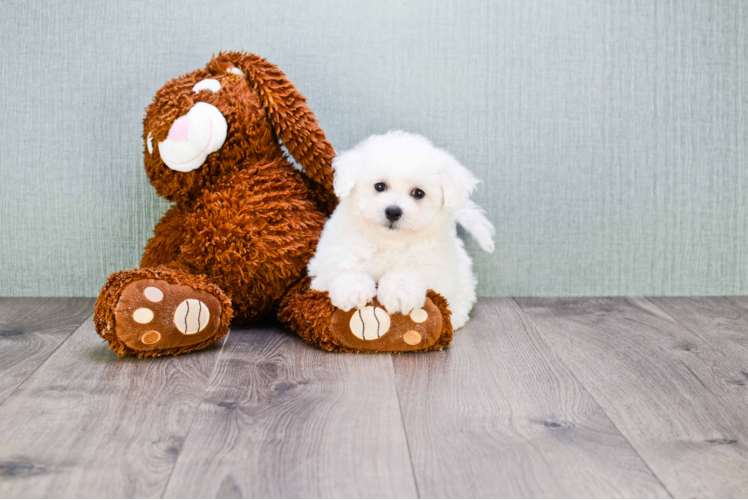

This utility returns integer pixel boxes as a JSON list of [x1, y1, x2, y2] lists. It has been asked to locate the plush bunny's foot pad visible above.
[[330, 298, 445, 352], [278, 280, 452, 353], [95, 268, 232, 357]]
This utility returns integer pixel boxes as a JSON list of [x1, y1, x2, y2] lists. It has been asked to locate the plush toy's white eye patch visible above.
[[146, 132, 153, 154], [227, 67, 245, 77], [192, 79, 221, 94]]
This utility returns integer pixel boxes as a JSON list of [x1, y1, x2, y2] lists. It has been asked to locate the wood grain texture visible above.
[[392, 298, 668, 498], [0, 297, 94, 404], [517, 297, 748, 498], [164, 322, 417, 499], [0, 314, 224, 498], [648, 297, 748, 373]]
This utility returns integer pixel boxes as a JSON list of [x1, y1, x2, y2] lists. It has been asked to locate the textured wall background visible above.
[[1, 0, 746, 297]]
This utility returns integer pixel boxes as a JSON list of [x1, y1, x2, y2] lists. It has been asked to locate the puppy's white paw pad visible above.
[[329, 275, 377, 312], [334, 287, 374, 311], [378, 288, 426, 316]]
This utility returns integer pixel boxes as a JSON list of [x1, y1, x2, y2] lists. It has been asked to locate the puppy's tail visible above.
[[455, 200, 496, 253]]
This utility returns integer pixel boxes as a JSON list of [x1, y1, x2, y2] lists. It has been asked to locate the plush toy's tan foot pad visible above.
[[113, 279, 223, 352], [329, 298, 443, 352]]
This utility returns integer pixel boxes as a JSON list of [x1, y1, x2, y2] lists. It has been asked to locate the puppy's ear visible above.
[[332, 148, 362, 199], [215, 52, 337, 214], [439, 149, 479, 211]]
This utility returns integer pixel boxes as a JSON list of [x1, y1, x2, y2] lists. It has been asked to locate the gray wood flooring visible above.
[[0, 297, 746, 498]]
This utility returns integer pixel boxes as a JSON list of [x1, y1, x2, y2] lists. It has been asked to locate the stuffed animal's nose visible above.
[[168, 115, 191, 142], [385, 206, 403, 222], [157, 102, 227, 173]]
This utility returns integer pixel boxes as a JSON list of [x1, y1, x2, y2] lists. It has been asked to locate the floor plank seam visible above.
[[511, 297, 676, 499], [159, 327, 232, 498], [640, 297, 724, 354], [389, 354, 422, 499], [0, 311, 94, 408]]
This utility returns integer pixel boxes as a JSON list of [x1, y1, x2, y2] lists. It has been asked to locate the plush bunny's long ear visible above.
[[219, 52, 337, 214], [438, 148, 479, 211]]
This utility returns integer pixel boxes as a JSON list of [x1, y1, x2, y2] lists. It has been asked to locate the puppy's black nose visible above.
[[385, 206, 403, 222]]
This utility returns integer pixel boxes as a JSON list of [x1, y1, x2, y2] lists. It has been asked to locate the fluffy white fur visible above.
[[308, 131, 495, 330]]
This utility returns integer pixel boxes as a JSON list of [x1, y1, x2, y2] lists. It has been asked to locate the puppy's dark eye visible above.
[[374, 182, 387, 192], [411, 188, 425, 199]]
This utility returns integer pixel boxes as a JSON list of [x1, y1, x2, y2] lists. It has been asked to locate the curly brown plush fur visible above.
[[94, 52, 452, 356], [141, 53, 336, 213]]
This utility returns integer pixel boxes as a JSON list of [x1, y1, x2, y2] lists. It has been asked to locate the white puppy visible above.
[[308, 131, 495, 330]]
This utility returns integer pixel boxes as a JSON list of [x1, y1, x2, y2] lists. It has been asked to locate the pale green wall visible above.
[[1, 0, 747, 297]]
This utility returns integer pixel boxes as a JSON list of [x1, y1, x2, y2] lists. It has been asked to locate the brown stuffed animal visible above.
[[94, 52, 452, 357]]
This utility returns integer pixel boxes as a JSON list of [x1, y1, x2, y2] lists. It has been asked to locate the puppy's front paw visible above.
[[377, 270, 427, 315], [328, 274, 377, 312]]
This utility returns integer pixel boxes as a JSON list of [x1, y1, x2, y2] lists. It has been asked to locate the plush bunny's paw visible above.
[[328, 295, 449, 352], [277, 279, 453, 353], [96, 269, 231, 357], [113, 279, 226, 354]]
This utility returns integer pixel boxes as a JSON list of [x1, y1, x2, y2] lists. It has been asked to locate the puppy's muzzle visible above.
[[156, 102, 227, 172], [385, 206, 403, 222]]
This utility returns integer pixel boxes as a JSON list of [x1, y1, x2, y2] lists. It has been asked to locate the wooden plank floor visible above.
[[0, 297, 746, 498]]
